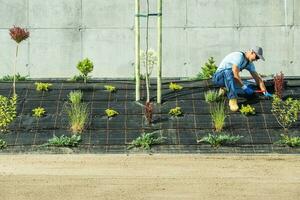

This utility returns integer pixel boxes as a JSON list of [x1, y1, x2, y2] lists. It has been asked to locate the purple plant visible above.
[[274, 72, 284, 99], [145, 102, 153, 125]]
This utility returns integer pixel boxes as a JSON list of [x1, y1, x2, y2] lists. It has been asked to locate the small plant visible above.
[[128, 132, 166, 150], [197, 133, 243, 148], [66, 103, 89, 134], [35, 82, 52, 91], [145, 102, 153, 125], [104, 85, 117, 93], [271, 96, 300, 132], [195, 57, 217, 80], [68, 90, 83, 105], [32, 107, 46, 118], [1, 73, 29, 81], [275, 134, 300, 147], [46, 134, 81, 147], [77, 58, 94, 84], [69, 75, 86, 82], [204, 90, 221, 103], [240, 104, 256, 116], [274, 72, 284, 99], [169, 107, 183, 117], [211, 102, 226, 132], [105, 108, 119, 118], [169, 82, 183, 91], [0, 139, 7, 149], [0, 95, 17, 132]]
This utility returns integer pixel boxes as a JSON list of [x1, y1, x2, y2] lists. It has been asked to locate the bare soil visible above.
[[0, 154, 300, 200]]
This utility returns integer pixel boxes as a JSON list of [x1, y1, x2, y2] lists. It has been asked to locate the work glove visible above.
[[242, 85, 254, 95], [263, 91, 273, 97]]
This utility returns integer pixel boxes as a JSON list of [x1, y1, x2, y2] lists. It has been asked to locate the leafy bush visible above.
[[169, 82, 183, 91], [35, 82, 52, 91], [271, 96, 300, 131], [0, 139, 7, 149], [197, 133, 243, 148], [46, 134, 81, 147], [68, 91, 83, 105], [240, 104, 256, 116], [211, 102, 226, 132], [105, 108, 119, 118], [1, 73, 29, 81], [77, 58, 94, 83], [275, 134, 300, 147], [195, 57, 217, 80], [128, 132, 166, 150], [0, 95, 17, 132], [104, 85, 117, 93], [169, 107, 183, 117], [32, 107, 46, 118], [205, 90, 221, 103]]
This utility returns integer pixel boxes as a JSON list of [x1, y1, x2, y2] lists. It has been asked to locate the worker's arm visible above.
[[232, 64, 244, 87], [250, 71, 266, 91]]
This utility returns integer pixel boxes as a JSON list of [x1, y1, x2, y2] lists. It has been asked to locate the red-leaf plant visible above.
[[274, 72, 284, 99], [145, 102, 153, 125]]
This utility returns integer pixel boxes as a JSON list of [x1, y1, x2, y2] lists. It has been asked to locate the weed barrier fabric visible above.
[[0, 79, 300, 154]]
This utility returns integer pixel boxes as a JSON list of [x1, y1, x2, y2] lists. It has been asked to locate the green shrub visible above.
[[128, 132, 166, 150], [66, 103, 89, 134], [32, 107, 46, 118], [68, 91, 83, 105], [46, 134, 81, 147], [105, 108, 119, 118], [0, 95, 17, 132], [69, 75, 86, 82], [197, 133, 243, 148], [169, 107, 183, 117], [1, 73, 29, 81], [205, 90, 221, 103], [275, 134, 300, 147], [77, 58, 94, 83], [0, 139, 7, 149], [195, 57, 217, 80], [211, 102, 226, 132], [240, 104, 256, 116], [169, 82, 183, 91], [271, 96, 300, 131], [35, 82, 52, 91], [104, 85, 117, 93]]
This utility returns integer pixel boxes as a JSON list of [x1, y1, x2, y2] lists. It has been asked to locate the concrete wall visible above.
[[0, 0, 299, 78]]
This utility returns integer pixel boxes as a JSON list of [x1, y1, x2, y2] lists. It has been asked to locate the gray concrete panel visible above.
[[293, 26, 300, 75], [187, 0, 237, 27], [29, 29, 81, 78], [29, 0, 81, 28], [0, 30, 29, 76], [294, 0, 300, 25], [0, 0, 27, 28], [82, 28, 134, 78], [239, 0, 293, 26]]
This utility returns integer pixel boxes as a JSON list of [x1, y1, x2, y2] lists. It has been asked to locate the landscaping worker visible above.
[[212, 46, 272, 112]]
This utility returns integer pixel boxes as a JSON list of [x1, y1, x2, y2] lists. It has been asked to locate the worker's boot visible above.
[[229, 99, 239, 112], [218, 87, 226, 97]]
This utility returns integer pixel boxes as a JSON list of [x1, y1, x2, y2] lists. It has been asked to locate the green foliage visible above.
[[0, 95, 17, 132], [32, 107, 46, 118], [169, 82, 183, 91], [197, 133, 243, 148], [0, 139, 7, 149], [211, 102, 226, 132], [240, 104, 256, 116], [275, 134, 300, 147], [1, 73, 29, 81], [128, 132, 166, 150], [76, 58, 94, 83], [271, 96, 300, 131], [68, 91, 83, 105], [104, 85, 117, 93], [69, 75, 89, 82], [46, 134, 81, 147], [105, 108, 119, 118], [66, 103, 89, 134], [205, 90, 221, 103], [35, 82, 52, 91], [195, 57, 218, 80], [169, 107, 183, 117]]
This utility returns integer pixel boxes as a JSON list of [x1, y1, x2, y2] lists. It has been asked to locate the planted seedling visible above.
[[194, 57, 217, 80], [68, 90, 83, 105], [104, 85, 117, 93], [128, 132, 166, 150], [0, 95, 17, 132], [275, 134, 300, 147], [105, 108, 119, 118], [197, 133, 243, 148], [211, 102, 226, 132], [274, 72, 284, 99], [77, 58, 94, 84], [205, 90, 221, 103], [35, 82, 52, 91], [169, 107, 183, 117], [1, 73, 29, 81], [32, 107, 46, 118], [169, 82, 183, 91], [240, 104, 256, 116], [0, 139, 7, 149], [46, 134, 81, 147]]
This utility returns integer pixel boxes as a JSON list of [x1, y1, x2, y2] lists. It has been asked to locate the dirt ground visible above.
[[0, 154, 299, 200]]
